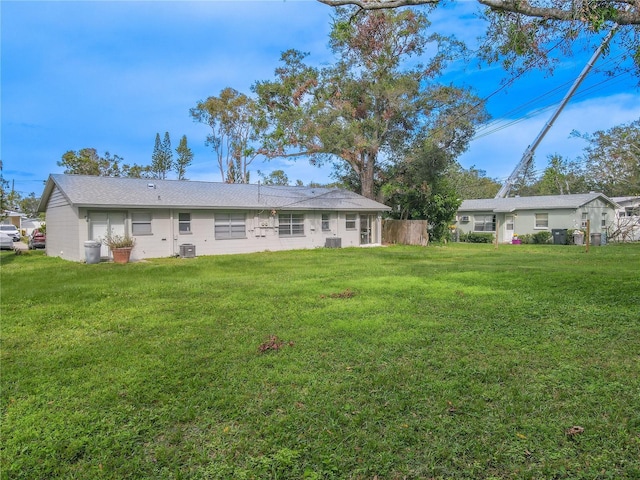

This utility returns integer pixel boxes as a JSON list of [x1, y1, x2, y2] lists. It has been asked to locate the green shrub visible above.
[[460, 232, 494, 243], [519, 234, 534, 244], [533, 231, 552, 244]]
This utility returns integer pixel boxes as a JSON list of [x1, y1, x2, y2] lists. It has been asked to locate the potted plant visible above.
[[102, 230, 136, 264], [511, 233, 522, 245]]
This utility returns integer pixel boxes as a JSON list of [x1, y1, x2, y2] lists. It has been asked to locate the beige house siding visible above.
[[168, 210, 368, 257], [44, 186, 82, 261], [38, 175, 390, 261], [45, 207, 380, 261]]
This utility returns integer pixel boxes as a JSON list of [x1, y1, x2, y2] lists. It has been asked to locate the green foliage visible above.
[[3, 245, 639, 478], [258, 169, 291, 186], [574, 119, 640, 197], [447, 164, 501, 199], [382, 146, 463, 241], [151, 132, 174, 180], [459, 231, 494, 243], [516, 232, 552, 245], [478, 0, 638, 78], [190, 87, 264, 183], [0, 164, 22, 215], [254, 8, 486, 199], [58, 148, 149, 178], [174, 135, 193, 181], [534, 231, 552, 244]]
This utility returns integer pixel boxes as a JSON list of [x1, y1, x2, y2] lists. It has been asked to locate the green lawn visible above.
[[1, 244, 639, 479]]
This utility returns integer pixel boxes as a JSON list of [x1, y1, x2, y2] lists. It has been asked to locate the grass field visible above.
[[1, 243, 639, 479]]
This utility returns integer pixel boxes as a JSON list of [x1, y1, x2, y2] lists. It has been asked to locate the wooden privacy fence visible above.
[[382, 219, 429, 246]]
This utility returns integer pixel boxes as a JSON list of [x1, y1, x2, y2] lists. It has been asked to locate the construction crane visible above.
[[495, 26, 620, 198]]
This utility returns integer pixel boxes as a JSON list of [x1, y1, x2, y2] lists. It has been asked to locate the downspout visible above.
[[170, 209, 176, 256]]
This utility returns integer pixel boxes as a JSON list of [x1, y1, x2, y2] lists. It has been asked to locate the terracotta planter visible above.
[[111, 247, 133, 264]]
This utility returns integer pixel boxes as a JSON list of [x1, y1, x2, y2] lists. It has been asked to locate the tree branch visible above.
[[317, 0, 640, 25]]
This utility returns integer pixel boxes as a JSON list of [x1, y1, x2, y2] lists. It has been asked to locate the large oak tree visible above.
[[254, 8, 488, 199]]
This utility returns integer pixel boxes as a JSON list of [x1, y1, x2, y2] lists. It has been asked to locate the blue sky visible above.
[[2, 0, 638, 199]]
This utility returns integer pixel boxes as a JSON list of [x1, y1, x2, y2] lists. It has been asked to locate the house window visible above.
[[322, 214, 330, 231], [178, 212, 191, 233], [581, 212, 588, 228], [505, 215, 514, 231], [131, 212, 152, 235], [345, 213, 357, 230], [535, 213, 548, 229], [601, 213, 607, 228], [279, 213, 304, 236], [215, 213, 246, 239], [473, 215, 495, 232], [626, 206, 640, 217]]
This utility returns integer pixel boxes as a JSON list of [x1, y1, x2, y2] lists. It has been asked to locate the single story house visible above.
[[1, 212, 43, 235], [37, 174, 391, 262], [610, 196, 640, 242], [455, 193, 620, 243], [1, 210, 27, 230]]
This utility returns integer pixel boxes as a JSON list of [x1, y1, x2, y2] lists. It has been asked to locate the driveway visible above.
[[13, 241, 28, 252]]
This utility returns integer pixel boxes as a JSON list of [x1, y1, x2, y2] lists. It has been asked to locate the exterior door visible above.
[[89, 212, 126, 257], [504, 215, 515, 242], [360, 214, 376, 245]]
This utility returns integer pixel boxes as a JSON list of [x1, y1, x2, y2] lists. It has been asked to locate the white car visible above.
[[0, 224, 21, 242], [0, 232, 14, 250]]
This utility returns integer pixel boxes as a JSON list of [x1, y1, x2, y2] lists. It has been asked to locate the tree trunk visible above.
[[359, 154, 376, 200]]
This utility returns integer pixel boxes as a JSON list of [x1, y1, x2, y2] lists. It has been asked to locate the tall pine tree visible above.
[[151, 132, 174, 179], [174, 135, 193, 180]]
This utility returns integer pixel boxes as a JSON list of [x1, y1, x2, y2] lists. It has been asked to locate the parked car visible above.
[[28, 229, 46, 249], [0, 232, 14, 250], [0, 224, 21, 242]]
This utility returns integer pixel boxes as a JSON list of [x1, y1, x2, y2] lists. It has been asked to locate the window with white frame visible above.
[[601, 213, 607, 227], [322, 213, 330, 231], [131, 212, 152, 235], [215, 213, 246, 239], [473, 215, 495, 231], [178, 212, 191, 233], [345, 213, 357, 230], [626, 206, 640, 217], [535, 213, 548, 229], [581, 212, 588, 228], [279, 213, 304, 236]]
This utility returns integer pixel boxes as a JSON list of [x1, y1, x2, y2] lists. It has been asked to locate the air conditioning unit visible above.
[[325, 238, 342, 248], [460, 216, 470, 222]]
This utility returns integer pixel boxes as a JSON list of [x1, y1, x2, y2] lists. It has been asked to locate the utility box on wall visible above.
[[179, 243, 196, 258]]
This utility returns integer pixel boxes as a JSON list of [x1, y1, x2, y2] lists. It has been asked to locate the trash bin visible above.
[[179, 243, 195, 258], [573, 231, 584, 245], [84, 240, 102, 264], [601, 232, 607, 245], [552, 229, 567, 245], [590, 232, 601, 246]]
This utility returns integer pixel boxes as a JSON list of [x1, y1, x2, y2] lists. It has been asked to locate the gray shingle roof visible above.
[[42, 174, 391, 212], [459, 193, 618, 212]]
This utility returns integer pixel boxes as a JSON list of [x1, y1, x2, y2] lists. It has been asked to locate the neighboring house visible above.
[[610, 196, 640, 242], [1, 210, 27, 231], [37, 174, 391, 262], [21, 218, 44, 236], [455, 193, 620, 243]]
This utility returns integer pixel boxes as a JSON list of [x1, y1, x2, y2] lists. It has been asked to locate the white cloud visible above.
[[459, 92, 640, 180]]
